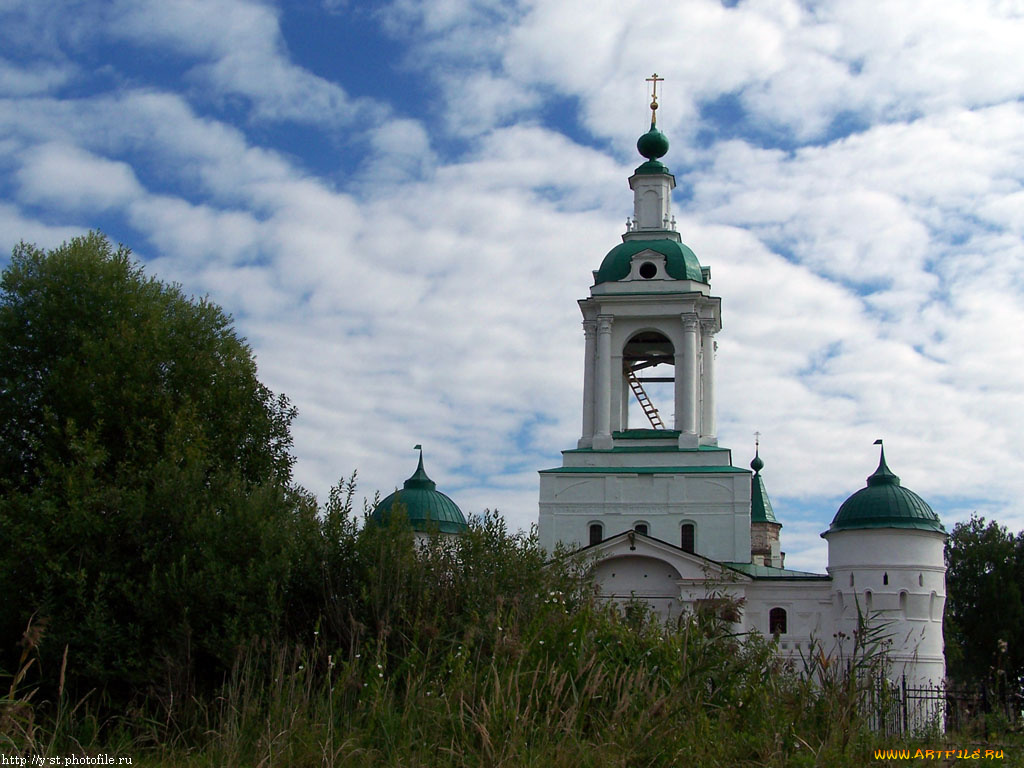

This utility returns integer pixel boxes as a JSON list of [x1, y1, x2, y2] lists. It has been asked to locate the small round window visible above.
[[639, 261, 657, 279]]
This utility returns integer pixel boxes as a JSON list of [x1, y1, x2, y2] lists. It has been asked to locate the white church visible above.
[[376, 84, 948, 698]]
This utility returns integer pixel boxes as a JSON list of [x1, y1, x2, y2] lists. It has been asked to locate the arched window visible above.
[[865, 590, 873, 611], [849, 572, 855, 587], [769, 607, 787, 636], [899, 591, 908, 618], [883, 572, 889, 585], [919, 573, 924, 587], [634, 522, 648, 536], [680, 523, 695, 553], [589, 523, 603, 546]]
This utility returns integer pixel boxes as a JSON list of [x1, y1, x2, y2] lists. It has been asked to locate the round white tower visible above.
[[822, 443, 946, 695]]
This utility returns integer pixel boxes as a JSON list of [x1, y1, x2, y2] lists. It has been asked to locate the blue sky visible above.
[[2, 0, 1023, 570]]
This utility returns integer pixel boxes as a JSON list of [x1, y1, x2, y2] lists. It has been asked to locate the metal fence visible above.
[[871, 676, 1024, 735]]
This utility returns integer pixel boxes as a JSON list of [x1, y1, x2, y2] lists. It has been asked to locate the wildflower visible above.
[[497, 626, 503, 631], [539, 640, 545, 645], [377, 663, 383, 669], [378, 672, 383, 678], [298, 665, 305, 670], [355, 653, 361, 659]]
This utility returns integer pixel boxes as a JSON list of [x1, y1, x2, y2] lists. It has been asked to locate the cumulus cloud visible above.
[[0, 59, 72, 96], [107, 0, 380, 126], [1, 0, 1023, 571], [17, 143, 143, 212]]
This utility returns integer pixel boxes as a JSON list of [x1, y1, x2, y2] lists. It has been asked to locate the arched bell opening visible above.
[[622, 330, 675, 430]]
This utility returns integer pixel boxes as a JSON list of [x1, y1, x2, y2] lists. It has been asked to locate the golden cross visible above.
[[646, 72, 664, 123]]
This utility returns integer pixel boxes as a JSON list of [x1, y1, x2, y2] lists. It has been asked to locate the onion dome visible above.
[[750, 445, 779, 525], [825, 442, 944, 534], [637, 125, 669, 159], [634, 123, 671, 175], [594, 239, 705, 284], [371, 447, 468, 534]]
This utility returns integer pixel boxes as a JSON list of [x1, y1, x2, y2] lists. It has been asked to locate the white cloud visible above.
[[0, 202, 83, 256], [108, 0, 378, 126], [0, 58, 72, 96], [17, 143, 143, 212], [2, 0, 1024, 571]]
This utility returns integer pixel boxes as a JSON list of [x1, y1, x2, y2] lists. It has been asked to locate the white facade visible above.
[[536, 120, 947, 711]]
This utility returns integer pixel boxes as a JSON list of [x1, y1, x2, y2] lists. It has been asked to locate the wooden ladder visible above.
[[627, 368, 665, 429]]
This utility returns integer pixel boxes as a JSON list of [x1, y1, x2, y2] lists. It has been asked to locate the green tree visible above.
[[0, 233, 311, 699], [945, 514, 1024, 691]]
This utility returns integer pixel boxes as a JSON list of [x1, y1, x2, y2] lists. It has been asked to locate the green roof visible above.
[[371, 451, 468, 535], [749, 449, 779, 525], [825, 447, 944, 535], [723, 562, 830, 580], [633, 159, 673, 176], [594, 239, 705, 285], [751, 473, 779, 525]]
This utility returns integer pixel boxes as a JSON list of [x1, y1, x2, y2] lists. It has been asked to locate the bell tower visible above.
[[579, 76, 720, 452], [540, 77, 748, 558]]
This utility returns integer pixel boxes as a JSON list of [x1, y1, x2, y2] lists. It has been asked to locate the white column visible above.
[[579, 320, 596, 447], [621, 372, 631, 431], [593, 315, 614, 450], [675, 314, 699, 437], [700, 320, 717, 443]]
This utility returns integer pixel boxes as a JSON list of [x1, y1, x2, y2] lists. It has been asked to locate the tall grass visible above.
[[3, 507, 893, 766]]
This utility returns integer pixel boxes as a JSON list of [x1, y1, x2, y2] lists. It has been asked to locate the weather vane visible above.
[[646, 72, 663, 125]]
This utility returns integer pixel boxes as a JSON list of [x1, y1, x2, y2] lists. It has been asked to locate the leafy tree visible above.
[[0, 233, 310, 698], [945, 514, 1024, 691]]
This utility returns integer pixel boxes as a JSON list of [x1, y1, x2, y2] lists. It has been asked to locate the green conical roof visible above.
[[825, 444, 944, 535], [595, 239, 705, 284], [371, 448, 468, 534], [750, 448, 779, 525]]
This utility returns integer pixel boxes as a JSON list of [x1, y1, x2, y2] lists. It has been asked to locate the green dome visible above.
[[826, 446, 944, 534], [637, 124, 669, 161], [594, 239, 705, 285], [371, 450, 468, 535]]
